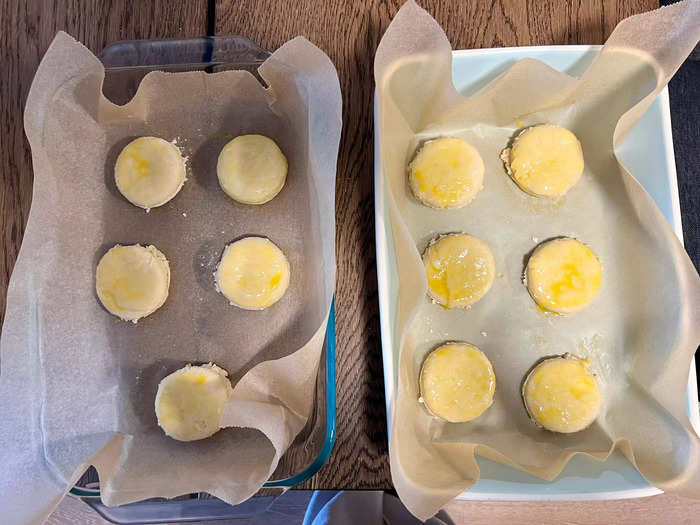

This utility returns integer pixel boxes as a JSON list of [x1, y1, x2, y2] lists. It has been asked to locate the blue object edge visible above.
[[265, 300, 337, 487]]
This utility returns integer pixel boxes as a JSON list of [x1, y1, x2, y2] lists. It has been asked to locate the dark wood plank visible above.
[[0, 0, 209, 327], [215, 0, 657, 490]]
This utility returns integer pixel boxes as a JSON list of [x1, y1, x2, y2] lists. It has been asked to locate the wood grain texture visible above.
[[216, 0, 657, 490], [0, 0, 208, 326], [442, 491, 700, 525]]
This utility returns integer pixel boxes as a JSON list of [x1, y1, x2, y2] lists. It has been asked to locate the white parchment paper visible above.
[[375, 1, 700, 519], [0, 32, 340, 524]]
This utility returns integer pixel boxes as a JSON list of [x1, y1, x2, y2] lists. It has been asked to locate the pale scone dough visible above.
[[217, 135, 288, 205], [423, 233, 495, 309], [96, 244, 170, 322], [215, 237, 290, 310], [408, 137, 485, 209], [501, 124, 584, 198], [526, 237, 601, 314], [522, 354, 601, 433], [420, 342, 496, 423], [115, 136, 186, 209], [155, 363, 233, 442]]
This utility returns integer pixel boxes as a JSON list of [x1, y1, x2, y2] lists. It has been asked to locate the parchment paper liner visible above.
[[375, 1, 700, 519]]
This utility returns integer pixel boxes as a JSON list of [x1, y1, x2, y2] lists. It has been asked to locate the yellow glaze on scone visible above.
[[522, 355, 601, 433], [96, 244, 170, 322], [420, 342, 496, 423], [217, 135, 288, 205], [526, 237, 601, 314], [423, 233, 495, 309], [115, 137, 186, 209], [215, 236, 290, 310], [502, 124, 583, 198], [409, 137, 484, 209], [155, 363, 233, 441]]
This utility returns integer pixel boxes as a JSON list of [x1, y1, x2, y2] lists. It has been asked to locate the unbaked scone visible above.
[[155, 363, 233, 442], [526, 237, 601, 314], [215, 237, 290, 310], [423, 233, 495, 309], [408, 137, 485, 209], [522, 354, 601, 433], [96, 244, 170, 322], [501, 124, 584, 198], [419, 342, 496, 422], [115, 137, 186, 209], [217, 135, 288, 204]]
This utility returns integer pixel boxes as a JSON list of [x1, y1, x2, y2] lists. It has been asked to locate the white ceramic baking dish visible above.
[[375, 45, 699, 501]]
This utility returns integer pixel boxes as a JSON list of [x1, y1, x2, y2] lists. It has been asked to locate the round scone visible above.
[[408, 137, 485, 209], [522, 354, 601, 433], [155, 363, 233, 442], [525, 237, 601, 314], [96, 244, 170, 322], [501, 124, 584, 198], [115, 137, 186, 209], [423, 233, 495, 309], [215, 236, 290, 310], [217, 135, 288, 204], [419, 342, 496, 423]]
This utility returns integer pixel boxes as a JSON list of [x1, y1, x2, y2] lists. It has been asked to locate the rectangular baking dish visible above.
[[68, 36, 336, 523], [375, 45, 699, 501]]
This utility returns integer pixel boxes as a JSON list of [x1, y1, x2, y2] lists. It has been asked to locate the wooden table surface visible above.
[[6, 0, 700, 521]]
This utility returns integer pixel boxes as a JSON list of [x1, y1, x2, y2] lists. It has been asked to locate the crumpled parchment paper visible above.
[[375, 0, 700, 519]]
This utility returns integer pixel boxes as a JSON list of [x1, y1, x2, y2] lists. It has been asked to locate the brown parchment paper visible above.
[[375, 1, 700, 519], [0, 32, 340, 524]]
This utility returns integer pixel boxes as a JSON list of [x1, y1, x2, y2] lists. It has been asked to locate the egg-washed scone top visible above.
[[408, 137, 485, 209], [217, 135, 288, 205], [155, 363, 233, 442], [420, 342, 496, 423], [96, 244, 170, 323], [115, 137, 186, 209], [525, 237, 601, 314], [423, 233, 495, 309], [501, 124, 584, 198], [215, 236, 290, 310], [522, 354, 601, 433]]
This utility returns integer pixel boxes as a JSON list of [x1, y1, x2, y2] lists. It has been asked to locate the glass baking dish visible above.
[[70, 36, 337, 523]]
